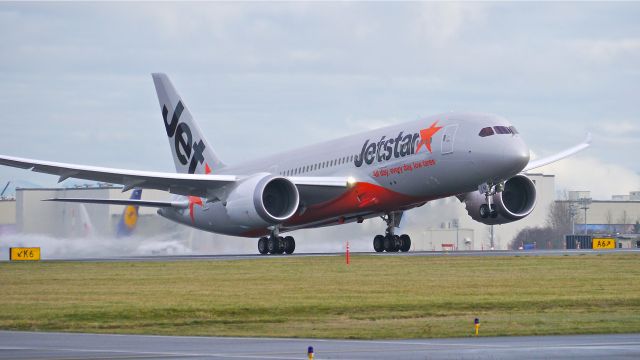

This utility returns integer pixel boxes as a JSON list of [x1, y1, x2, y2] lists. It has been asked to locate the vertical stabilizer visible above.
[[152, 73, 225, 174]]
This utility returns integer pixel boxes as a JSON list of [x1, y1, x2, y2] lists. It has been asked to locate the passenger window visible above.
[[479, 127, 494, 137]]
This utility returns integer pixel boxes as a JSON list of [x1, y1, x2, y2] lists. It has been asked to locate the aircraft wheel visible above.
[[479, 204, 490, 219], [258, 237, 268, 255], [373, 235, 385, 252], [392, 235, 401, 252], [284, 236, 296, 254], [267, 236, 278, 254], [400, 234, 411, 252], [383, 235, 395, 252], [490, 205, 498, 218], [274, 236, 286, 254]]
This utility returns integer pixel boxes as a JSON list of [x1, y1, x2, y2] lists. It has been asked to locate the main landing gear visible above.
[[373, 213, 411, 253], [258, 228, 295, 255]]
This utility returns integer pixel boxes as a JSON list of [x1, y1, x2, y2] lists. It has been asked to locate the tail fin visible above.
[[152, 73, 225, 174], [116, 188, 142, 238]]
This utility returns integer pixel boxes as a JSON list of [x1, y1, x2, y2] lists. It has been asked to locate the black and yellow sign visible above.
[[10, 247, 41, 261], [592, 238, 616, 249]]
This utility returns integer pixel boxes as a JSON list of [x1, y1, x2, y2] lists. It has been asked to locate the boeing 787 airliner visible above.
[[0, 74, 590, 254]]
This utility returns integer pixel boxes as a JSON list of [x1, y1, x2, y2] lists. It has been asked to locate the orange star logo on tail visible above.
[[416, 121, 443, 153]]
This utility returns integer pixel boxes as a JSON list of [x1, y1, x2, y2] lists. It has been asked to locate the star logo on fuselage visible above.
[[188, 163, 212, 223], [415, 121, 442, 153]]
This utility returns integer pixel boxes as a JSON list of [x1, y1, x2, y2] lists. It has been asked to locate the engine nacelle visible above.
[[225, 173, 300, 227], [460, 174, 537, 225]]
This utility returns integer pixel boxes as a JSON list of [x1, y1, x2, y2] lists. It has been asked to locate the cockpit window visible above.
[[478, 127, 495, 137], [509, 126, 519, 134], [494, 126, 512, 134]]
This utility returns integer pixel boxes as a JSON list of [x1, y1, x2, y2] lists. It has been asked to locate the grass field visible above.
[[1, 253, 640, 339]]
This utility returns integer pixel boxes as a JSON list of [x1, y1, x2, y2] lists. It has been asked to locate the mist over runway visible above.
[[5, 248, 638, 263]]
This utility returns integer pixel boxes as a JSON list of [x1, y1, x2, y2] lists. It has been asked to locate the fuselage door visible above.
[[441, 124, 458, 155]]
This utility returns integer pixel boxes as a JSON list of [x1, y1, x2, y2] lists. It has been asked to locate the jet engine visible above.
[[225, 173, 300, 227], [459, 174, 537, 225]]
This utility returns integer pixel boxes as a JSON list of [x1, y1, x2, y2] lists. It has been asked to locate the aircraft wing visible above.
[[523, 133, 592, 172], [0, 154, 238, 198], [0, 155, 350, 201]]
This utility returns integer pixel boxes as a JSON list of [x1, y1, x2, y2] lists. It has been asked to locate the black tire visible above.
[[373, 235, 385, 252], [274, 236, 285, 254], [383, 235, 394, 252], [400, 234, 411, 252], [284, 236, 295, 254], [392, 235, 400, 252], [489, 205, 498, 218], [258, 237, 268, 255], [267, 237, 278, 254], [479, 204, 490, 218]]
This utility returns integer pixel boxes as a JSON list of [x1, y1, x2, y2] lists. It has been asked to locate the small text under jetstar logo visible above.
[[354, 121, 442, 167], [163, 101, 206, 174]]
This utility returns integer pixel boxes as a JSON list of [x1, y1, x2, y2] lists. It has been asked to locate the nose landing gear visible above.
[[479, 182, 503, 219], [372, 212, 411, 253]]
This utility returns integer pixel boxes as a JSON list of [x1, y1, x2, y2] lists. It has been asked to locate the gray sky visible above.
[[1, 2, 639, 199]]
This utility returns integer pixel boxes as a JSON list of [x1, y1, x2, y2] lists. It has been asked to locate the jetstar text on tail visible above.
[[354, 121, 442, 167], [163, 101, 206, 174]]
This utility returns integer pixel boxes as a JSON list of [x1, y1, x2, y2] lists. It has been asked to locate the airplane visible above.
[[0, 73, 591, 255], [116, 188, 142, 238]]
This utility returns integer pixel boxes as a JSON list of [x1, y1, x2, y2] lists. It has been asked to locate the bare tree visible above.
[[606, 210, 613, 234], [546, 201, 574, 244], [618, 210, 629, 226], [510, 226, 556, 249], [510, 199, 577, 250]]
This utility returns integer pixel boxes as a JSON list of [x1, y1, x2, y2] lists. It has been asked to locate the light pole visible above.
[[452, 218, 459, 251], [579, 197, 591, 235], [569, 202, 577, 235]]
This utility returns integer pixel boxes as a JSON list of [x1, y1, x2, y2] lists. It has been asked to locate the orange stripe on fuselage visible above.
[[242, 182, 429, 237]]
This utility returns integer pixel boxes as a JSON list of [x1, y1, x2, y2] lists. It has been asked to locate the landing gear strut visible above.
[[258, 227, 295, 255], [372, 212, 411, 253], [479, 182, 502, 219]]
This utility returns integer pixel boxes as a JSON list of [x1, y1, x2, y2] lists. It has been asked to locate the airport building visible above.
[[558, 190, 640, 245], [15, 186, 172, 238], [0, 199, 16, 235]]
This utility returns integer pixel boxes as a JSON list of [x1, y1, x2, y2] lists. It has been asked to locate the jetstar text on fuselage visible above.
[[354, 121, 442, 167]]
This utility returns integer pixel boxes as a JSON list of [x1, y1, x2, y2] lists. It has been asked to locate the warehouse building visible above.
[[0, 199, 16, 235], [15, 186, 172, 238]]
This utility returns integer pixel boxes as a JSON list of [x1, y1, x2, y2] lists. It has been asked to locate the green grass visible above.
[[1, 253, 640, 339]]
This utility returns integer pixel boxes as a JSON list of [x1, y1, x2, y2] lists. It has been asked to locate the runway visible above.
[[1, 331, 639, 359], [35, 248, 640, 262]]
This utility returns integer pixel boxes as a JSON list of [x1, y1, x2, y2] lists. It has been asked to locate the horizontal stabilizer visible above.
[[43, 198, 188, 209]]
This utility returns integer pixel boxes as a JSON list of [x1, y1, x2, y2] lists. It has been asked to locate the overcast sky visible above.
[[1, 2, 639, 199]]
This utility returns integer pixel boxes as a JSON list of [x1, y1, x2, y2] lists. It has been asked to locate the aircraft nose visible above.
[[503, 138, 530, 174]]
